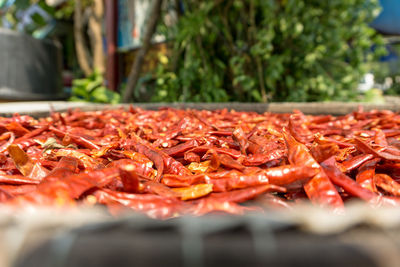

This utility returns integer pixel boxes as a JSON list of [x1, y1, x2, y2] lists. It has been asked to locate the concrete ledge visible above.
[[0, 101, 398, 117]]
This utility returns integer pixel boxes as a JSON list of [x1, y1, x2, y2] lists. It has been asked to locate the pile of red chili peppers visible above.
[[0, 106, 399, 218]]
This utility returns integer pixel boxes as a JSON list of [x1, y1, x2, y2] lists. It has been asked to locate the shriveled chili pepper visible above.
[[7, 144, 49, 179]]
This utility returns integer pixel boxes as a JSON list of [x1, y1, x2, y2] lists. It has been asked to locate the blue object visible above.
[[371, 0, 400, 35]]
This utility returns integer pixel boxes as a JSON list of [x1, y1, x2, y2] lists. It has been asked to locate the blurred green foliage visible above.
[[150, 0, 385, 102], [372, 42, 400, 96], [69, 71, 120, 104], [1, 0, 88, 33]]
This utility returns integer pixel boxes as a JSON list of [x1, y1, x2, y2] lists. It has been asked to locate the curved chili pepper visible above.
[[0, 132, 15, 153], [283, 129, 343, 209], [355, 137, 400, 162], [356, 158, 380, 192], [304, 170, 344, 211], [232, 127, 249, 155], [50, 126, 100, 150], [339, 154, 374, 173], [162, 139, 199, 157], [321, 157, 376, 202]]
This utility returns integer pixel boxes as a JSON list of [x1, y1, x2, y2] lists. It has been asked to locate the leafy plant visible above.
[[69, 71, 120, 104], [149, 0, 385, 102]]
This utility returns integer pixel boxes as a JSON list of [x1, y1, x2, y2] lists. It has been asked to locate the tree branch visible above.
[[74, 0, 92, 76], [88, 0, 105, 74], [122, 0, 164, 103]]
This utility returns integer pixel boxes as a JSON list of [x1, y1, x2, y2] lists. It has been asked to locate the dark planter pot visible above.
[[0, 28, 66, 101]]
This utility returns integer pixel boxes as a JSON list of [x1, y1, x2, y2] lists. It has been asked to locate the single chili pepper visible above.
[[184, 151, 201, 163], [0, 187, 14, 201], [283, 129, 344, 210], [0, 174, 41, 185], [232, 126, 249, 155], [126, 134, 191, 181], [304, 170, 344, 212], [163, 155, 192, 177], [321, 157, 377, 202], [339, 154, 374, 173], [242, 150, 285, 166], [143, 181, 180, 198], [108, 159, 156, 179], [207, 184, 286, 203], [186, 146, 242, 160], [0, 184, 36, 196], [0, 132, 15, 153], [94, 189, 183, 219], [118, 165, 140, 193], [162, 166, 314, 192], [257, 194, 293, 209], [153, 117, 190, 147], [14, 125, 49, 144], [374, 129, 388, 146], [172, 184, 213, 200], [49, 127, 100, 150], [309, 134, 340, 163], [288, 112, 314, 144], [384, 146, 400, 156], [13, 167, 121, 206], [41, 156, 79, 183], [356, 158, 380, 192], [162, 139, 199, 157], [7, 144, 49, 179], [374, 173, 400, 196], [5, 121, 30, 136], [189, 197, 261, 216], [204, 150, 245, 171], [264, 165, 319, 186], [354, 137, 400, 162]]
